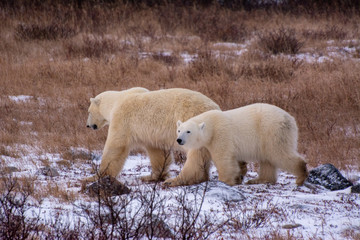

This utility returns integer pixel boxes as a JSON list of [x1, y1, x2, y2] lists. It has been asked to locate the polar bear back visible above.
[[226, 103, 298, 159], [187, 103, 298, 161], [110, 88, 220, 149]]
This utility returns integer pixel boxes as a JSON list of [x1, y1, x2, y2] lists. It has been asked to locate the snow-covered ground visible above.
[[131, 39, 360, 65], [2, 146, 360, 239]]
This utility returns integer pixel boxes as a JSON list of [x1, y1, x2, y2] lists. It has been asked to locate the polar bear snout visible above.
[[87, 124, 98, 130], [177, 138, 184, 145]]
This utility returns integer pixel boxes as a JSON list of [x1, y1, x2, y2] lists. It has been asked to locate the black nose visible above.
[[92, 125, 98, 130], [177, 138, 182, 144]]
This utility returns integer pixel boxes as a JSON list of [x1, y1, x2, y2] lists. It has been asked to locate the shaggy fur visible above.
[[171, 103, 308, 186]]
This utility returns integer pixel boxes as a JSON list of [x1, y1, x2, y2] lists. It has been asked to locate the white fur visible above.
[[175, 103, 308, 186]]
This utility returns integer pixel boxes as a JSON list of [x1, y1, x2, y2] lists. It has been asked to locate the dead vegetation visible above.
[[0, 173, 228, 240]]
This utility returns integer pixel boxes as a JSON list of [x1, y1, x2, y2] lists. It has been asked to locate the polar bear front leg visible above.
[[214, 154, 242, 186], [164, 148, 211, 187], [141, 146, 173, 182], [83, 140, 129, 184]]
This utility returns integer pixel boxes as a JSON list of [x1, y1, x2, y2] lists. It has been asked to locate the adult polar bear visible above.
[[170, 103, 308, 186], [85, 87, 221, 184]]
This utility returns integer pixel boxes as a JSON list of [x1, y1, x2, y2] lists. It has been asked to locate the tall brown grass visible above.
[[0, 2, 359, 175]]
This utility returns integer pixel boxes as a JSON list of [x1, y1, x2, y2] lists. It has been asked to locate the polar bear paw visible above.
[[163, 177, 184, 187], [141, 173, 168, 182]]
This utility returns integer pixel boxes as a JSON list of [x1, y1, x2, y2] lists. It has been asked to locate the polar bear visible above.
[[84, 87, 221, 185], [171, 103, 308, 186]]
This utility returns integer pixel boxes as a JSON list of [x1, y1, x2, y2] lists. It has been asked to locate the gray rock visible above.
[[185, 181, 245, 202], [37, 167, 60, 177], [3, 166, 20, 173], [282, 223, 302, 229], [306, 164, 353, 191], [86, 176, 131, 197], [351, 184, 360, 193], [67, 148, 101, 161]]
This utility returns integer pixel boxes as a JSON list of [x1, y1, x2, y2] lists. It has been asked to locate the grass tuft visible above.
[[15, 23, 76, 41], [64, 35, 124, 58], [257, 28, 304, 55]]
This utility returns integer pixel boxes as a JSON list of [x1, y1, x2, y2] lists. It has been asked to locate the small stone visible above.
[[37, 167, 60, 177], [306, 164, 353, 191], [351, 184, 360, 193], [282, 224, 302, 229], [86, 176, 131, 197], [3, 166, 20, 173]]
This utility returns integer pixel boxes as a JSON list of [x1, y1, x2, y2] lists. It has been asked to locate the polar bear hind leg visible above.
[[235, 161, 248, 184], [274, 154, 308, 186], [247, 161, 277, 185], [141, 146, 173, 182]]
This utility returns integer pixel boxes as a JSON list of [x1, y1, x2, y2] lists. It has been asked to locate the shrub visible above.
[[0, 175, 41, 240], [187, 51, 236, 82], [302, 25, 347, 40], [64, 35, 124, 58], [257, 28, 304, 55], [238, 57, 301, 83], [15, 23, 76, 41], [151, 52, 180, 66]]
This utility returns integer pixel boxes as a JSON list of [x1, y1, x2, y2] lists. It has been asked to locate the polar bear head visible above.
[[176, 120, 206, 150], [86, 97, 108, 130]]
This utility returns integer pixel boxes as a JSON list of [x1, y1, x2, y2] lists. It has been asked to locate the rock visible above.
[[351, 184, 360, 193], [185, 181, 245, 202], [86, 176, 131, 197], [282, 223, 302, 229], [290, 204, 311, 210], [37, 167, 60, 177], [65, 148, 101, 161], [306, 164, 353, 191], [3, 166, 20, 173]]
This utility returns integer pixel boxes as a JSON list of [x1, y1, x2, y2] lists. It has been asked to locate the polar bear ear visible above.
[[90, 98, 101, 106], [199, 122, 206, 131], [177, 120, 182, 128]]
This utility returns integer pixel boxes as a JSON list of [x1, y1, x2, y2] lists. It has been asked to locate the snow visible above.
[[9, 95, 33, 102], [181, 52, 198, 63], [131, 38, 359, 65], [1, 146, 359, 239]]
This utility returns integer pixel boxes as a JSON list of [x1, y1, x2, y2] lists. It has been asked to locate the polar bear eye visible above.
[[187, 131, 191, 134]]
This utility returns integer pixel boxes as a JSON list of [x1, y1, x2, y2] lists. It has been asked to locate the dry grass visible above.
[[1, 2, 359, 186], [257, 28, 304, 55]]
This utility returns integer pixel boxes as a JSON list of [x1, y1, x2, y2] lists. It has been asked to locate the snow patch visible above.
[[9, 95, 33, 102]]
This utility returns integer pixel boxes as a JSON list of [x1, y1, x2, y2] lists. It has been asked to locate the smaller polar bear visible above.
[[175, 103, 308, 186]]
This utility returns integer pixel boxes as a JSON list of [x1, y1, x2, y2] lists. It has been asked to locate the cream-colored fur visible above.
[[86, 87, 149, 130], [85, 88, 220, 185], [172, 103, 308, 186]]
